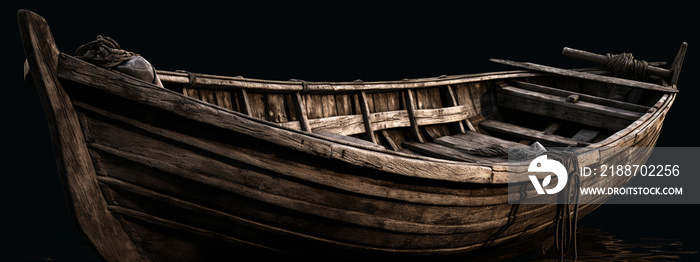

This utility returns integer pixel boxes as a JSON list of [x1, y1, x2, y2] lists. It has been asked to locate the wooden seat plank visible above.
[[479, 120, 589, 147], [519, 121, 560, 145], [508, 80, 650, 113], [571, 128, 600, 143], [434, 130, 527, 151], [403, 141, 505, 163], [497, 85, 644, 130], [403, 130, 535, 163], [313, 129, 385, 150]]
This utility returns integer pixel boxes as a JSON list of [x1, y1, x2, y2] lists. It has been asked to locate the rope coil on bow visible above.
[[76, 35, 138, 68]]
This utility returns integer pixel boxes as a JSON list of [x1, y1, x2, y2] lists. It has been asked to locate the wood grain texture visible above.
[[18, 10, 148, 262], [22, 9, 679, 260], [279, 105, 470, 136], [54, 54, 675, 260], [497, 85, 643, 130], [404, 89, 425, 143], [157, 69, 546, 93], [358, 91, 378, 144], [58, 54, 496, 184], [292, 92, 311, 132], [670, 42, 688, 86], [508, 80, 650, 113], [479, 120, 590, 147], [50, 49, 675, 260], [490, 58, 678, 93]]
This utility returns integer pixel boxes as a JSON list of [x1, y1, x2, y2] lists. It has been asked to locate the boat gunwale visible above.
[[156, 62, 677, 170], [58, 54, 500, 182], [156, 68, 612, 93], [19, 9, 679, 261], [57, 51, 676, 184]]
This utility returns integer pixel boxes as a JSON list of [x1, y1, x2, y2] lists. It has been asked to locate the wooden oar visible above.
[[562, 42, 687, 86], [489, 58, 678, 93], [562, 47, 672, 78]]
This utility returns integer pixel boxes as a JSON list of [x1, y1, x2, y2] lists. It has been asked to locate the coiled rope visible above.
[[606, 52, 649, 80], [75, 35, 137, 68]]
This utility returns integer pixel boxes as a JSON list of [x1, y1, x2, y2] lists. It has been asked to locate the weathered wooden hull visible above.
[[19, 10, 678, 261]]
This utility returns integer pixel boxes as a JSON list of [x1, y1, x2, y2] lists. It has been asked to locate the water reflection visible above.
[[9, 226, 698, 261], [520, 227, 698, 261]]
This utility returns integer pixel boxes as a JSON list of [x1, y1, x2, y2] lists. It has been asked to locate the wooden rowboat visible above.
[[19, 9, 685, 261]]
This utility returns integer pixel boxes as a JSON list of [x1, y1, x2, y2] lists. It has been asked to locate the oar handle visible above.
[[562, 47, 672, 78]]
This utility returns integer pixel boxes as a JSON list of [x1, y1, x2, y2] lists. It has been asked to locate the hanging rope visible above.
[[606, 52, 649, 80], [546, 150, 581, 260], [464, 143, 580, 258]]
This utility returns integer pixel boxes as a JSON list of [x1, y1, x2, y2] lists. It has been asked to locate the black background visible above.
[[5, 2, 699, 261]]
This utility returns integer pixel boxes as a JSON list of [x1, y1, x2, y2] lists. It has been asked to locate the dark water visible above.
[[4, 206, 698, 261], [511, 205, 700, 261], [514, 227, 699, 261], [2, 236, 100, 262]]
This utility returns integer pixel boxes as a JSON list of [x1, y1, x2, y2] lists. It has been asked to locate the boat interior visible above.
[[156, 66, 668, 164]]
